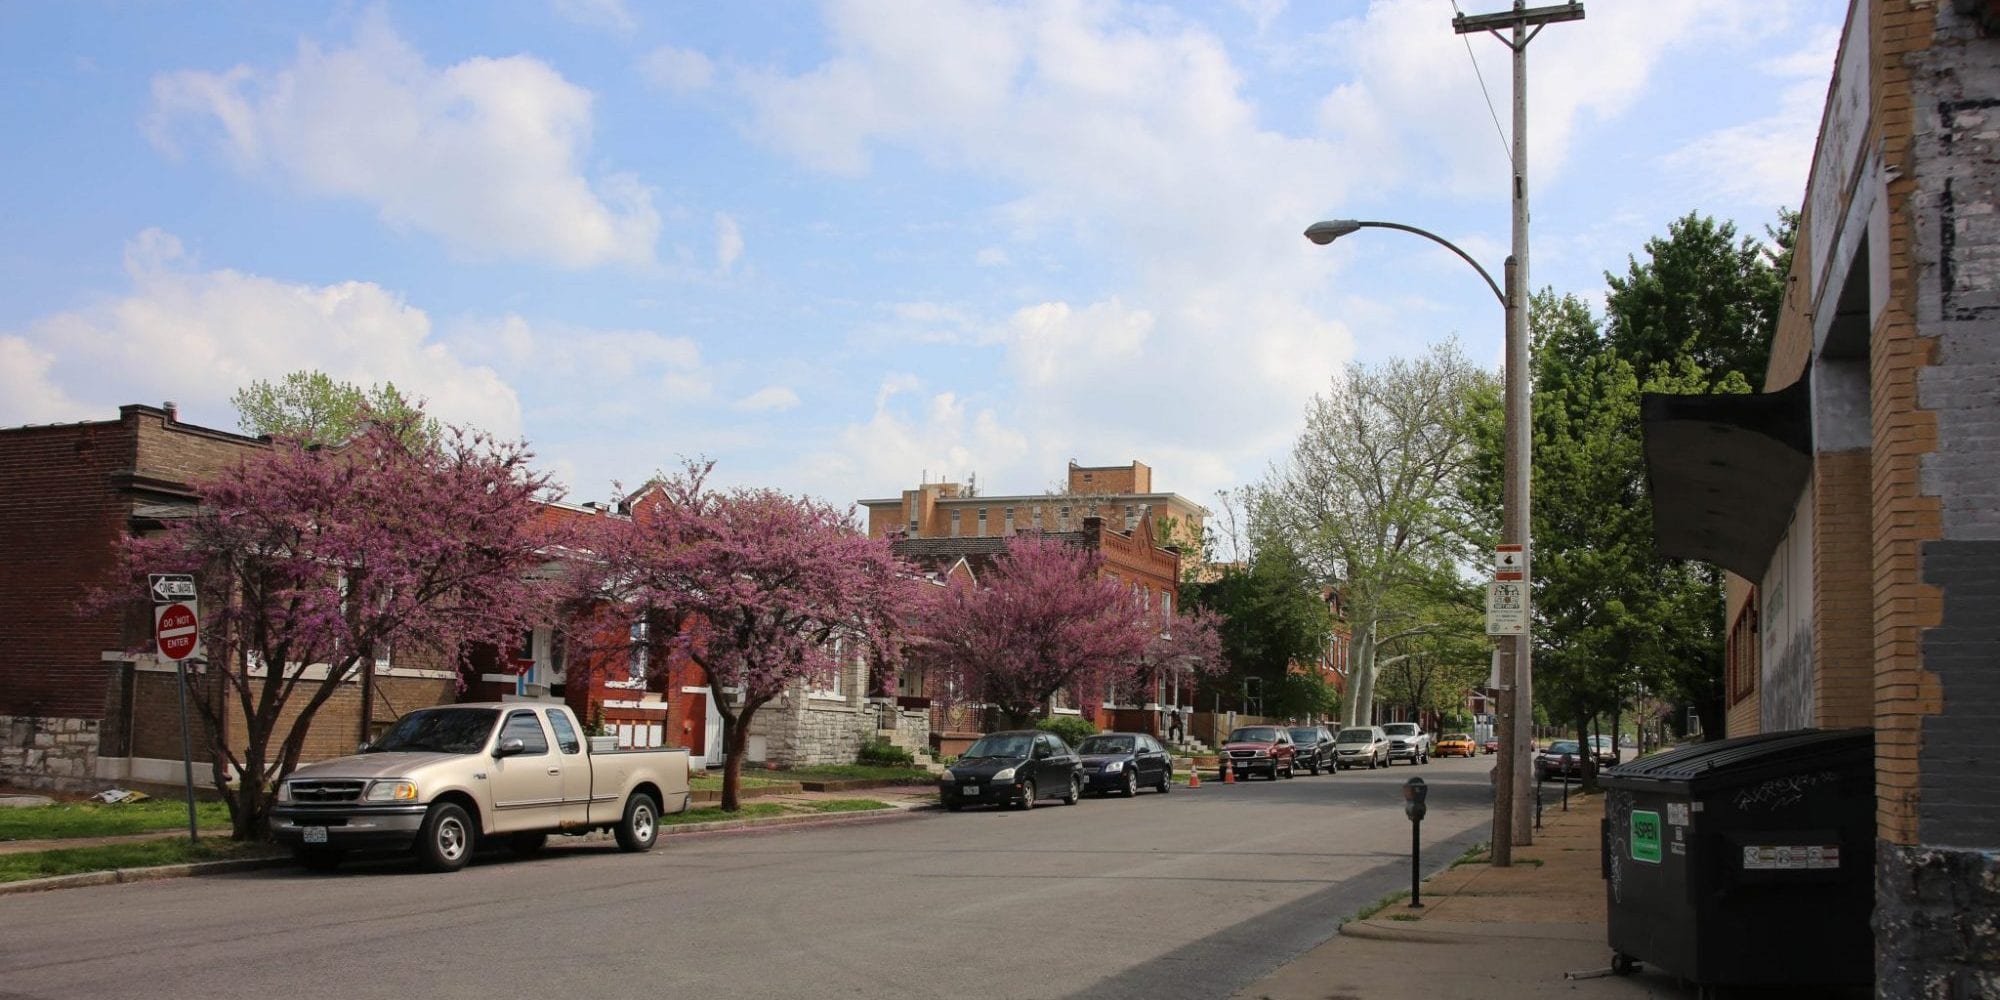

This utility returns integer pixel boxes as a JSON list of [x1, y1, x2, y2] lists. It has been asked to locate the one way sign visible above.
[[148, 573, 196, 603]]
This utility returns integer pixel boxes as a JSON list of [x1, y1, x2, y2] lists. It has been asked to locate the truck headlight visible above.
[[364, 780, 418, 802], [275, 781, 292, 803], [992, 767, 1016, 783], [1103, 760, 1124, 773]]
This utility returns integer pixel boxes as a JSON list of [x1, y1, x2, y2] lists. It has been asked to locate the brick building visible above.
[[1641, 2, 2000, 990], [868, 464, 1192, 748], [0, 404, 466, 791]]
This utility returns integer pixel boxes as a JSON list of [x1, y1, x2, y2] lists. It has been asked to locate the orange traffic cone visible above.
[[1187, 767, 1200, 789], [1223, 763, 1236, 783]]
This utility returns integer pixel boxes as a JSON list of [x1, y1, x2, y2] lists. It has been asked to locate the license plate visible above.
[[960, 785, 981, 795], [303, 826, 328, 844]]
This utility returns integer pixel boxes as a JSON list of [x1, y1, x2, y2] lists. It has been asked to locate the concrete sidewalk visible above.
[[1235, 790, 1693, 1000]]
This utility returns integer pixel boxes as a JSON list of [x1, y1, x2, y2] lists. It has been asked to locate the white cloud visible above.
[[149, 9, 659, 269], [641, 45, 715, 93], [551, 0, 636, 32], [734, 386, 801, 412], [715, 212, 744, 272], [801, 376, 1031, 501], [1662, 25, 1843, 210], [0, 229, 520, 436]]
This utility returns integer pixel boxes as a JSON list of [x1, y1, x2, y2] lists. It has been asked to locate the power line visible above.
[[1449, 0, 1512, 167]]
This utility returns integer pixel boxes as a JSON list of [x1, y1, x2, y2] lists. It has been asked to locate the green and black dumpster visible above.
[[1599, 728, 1874, 992]]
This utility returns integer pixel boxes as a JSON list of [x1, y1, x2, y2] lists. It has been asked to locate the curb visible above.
[[1339, 919, 1465, 944], [0, 803, 930, 895], [0, 854, 288, 897]]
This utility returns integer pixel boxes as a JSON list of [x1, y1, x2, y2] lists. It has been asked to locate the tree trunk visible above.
[[1342, 620, 1377, 727], [719, 696, 768, 813]]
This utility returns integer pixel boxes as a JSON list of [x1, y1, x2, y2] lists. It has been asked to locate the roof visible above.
[[859, 491, 1210, 517], [1641, 375, 1813, 579]]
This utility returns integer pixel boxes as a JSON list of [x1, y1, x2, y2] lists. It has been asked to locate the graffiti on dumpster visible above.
[[1731, 770, 1837, 813]]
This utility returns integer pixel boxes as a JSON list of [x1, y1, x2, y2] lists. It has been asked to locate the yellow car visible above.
[[1436, 733, 1478, 758]]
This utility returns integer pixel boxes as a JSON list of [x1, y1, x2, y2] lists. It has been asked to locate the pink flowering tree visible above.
[[586, 461, 918, 812], [105, 412, 561, 839], [1137, 606, 1227, 704], [916, 533, 1164, 728]]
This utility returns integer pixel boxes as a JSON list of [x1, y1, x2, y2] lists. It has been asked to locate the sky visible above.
[[0, 0, 1846, 512]]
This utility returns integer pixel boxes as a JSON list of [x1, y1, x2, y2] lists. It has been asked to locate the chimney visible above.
[[163, 401, 178, 423]]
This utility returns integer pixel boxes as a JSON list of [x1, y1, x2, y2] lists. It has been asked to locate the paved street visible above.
[[0, 757, 1495, 1000]]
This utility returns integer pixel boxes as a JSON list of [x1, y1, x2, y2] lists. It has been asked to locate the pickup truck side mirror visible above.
[[494, 737, 527, 758], [356, 741, 371, 753]]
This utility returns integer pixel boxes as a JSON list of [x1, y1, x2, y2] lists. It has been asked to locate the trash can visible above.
[[1599, 728, 1873, 992]]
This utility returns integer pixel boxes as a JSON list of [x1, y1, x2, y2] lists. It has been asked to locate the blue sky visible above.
[[0, 0, 1845, 510]]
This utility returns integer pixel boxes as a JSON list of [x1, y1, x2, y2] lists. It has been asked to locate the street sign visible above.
[[1494, 544, 1525, 577], [148, 573, 196, 603], [154, 601, 200, 661], [1485, 580, 1526, 635]]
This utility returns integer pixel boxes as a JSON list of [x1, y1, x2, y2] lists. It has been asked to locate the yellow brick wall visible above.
[[1813, 451, 1875, 729]]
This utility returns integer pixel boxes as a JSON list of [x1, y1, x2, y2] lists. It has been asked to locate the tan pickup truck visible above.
[[271, 702, 691, 872]]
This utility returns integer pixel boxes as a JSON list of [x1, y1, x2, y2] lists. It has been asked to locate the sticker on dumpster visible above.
[[1741, 845, 1840, 871], [1630, 810, 1663, 864], [1666, 802, 1690, 826]]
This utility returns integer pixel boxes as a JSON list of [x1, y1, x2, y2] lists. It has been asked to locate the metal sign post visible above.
[[150, 575, 200, 844]]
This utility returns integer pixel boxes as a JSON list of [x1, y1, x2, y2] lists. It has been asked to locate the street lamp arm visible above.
[[1303, 219, 1506, 309]]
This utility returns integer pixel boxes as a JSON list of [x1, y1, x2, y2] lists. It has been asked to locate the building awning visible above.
[[1641, 376, 1812, 580]]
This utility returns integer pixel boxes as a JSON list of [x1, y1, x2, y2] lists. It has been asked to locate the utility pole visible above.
[[1453, 0, 1584, 866]]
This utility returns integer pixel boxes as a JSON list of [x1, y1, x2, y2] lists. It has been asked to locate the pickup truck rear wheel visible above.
[[614, 792, 660, 852], [416, 802, 474, 872]]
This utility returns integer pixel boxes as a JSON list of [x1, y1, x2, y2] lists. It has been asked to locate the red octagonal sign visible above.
[[155, 602, 199, 661]]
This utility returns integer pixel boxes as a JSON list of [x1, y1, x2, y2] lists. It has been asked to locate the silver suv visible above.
[[1335, 726, 1389, 770], [1380, 722, 1430, 765]]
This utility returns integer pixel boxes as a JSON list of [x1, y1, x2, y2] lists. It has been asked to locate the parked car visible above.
[[1589, 735, 1618, 766], [940, 731, 1083, 810], [272, 702, 690, 873], [1334, 726, 1389, 770], [1220, 725, 1297, 780], [1075, 732, 1174, 796], [1535, 740, 1587, 782], [1287, 726, 1338, 774], [1482, 738, 1500, 755], [1435, 733, 1477, 758], [1380, 722, 1430, 765]]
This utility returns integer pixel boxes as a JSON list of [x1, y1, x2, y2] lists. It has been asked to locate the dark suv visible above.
[[1288, 725, 1337, 775], [1219, 725, 1296, 780]]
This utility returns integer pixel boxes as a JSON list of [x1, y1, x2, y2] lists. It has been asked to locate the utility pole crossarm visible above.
[[1452, 2, 1584, 36]]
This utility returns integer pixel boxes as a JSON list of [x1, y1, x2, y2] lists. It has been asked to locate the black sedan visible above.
[[1076, 732, 1174, 796], [1288, 726, 1338, 774], [940, 731, 1083, 810], [1535, 740, 1588, 782]]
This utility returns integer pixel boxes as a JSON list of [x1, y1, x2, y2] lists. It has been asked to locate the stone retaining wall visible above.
[[1, 714, 102, 792]]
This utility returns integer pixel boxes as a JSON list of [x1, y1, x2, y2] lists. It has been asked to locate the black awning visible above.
[[1641, 376, 1813, 579]]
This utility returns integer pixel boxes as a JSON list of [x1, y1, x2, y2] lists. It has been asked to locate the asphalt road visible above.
[[0, 755, 1499, 1000]]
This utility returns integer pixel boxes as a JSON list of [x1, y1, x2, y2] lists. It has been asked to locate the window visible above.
[[628, 619, 650, 682], [1058, 506, 1070, 529], [1162, 591, 1172, 621], [950, 510, 962, 537], [547, 710, 582, 754], [812, 637, 846, 699], [1125, 504, 1137, 531], [909, 517, 920, 537], [1727, 594, 1759, 705], [501, 711, 550, 755], [1003, 507, 1015, 534], [1031, 505, 1042, 525], [977, 507, 988, 536]]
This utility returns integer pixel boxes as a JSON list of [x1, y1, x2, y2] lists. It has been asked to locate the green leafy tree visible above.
[[1181, 533, 1335, 719], [1254, 340, 1495, 726], [232, 370, 436, 446], [1603, 210, 1796, 387]]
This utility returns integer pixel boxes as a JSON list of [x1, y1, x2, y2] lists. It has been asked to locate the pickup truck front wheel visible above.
[[615, 792, 660, 852], [416, 802, 475, 873]]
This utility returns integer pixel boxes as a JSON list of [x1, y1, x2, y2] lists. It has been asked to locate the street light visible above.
[[1304, 217, 1529, 868]]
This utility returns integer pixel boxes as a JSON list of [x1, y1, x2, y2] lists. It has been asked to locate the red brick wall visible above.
[[0, 417, 139, 721]]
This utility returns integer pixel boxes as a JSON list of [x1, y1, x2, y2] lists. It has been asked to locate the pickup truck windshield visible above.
[[367, 708, 500, 754], [1381, 724, 1418, 736]]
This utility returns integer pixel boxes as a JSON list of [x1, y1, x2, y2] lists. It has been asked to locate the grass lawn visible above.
[[0, 800, 233, 842], [0, 837, 272, 884], [661, 798, 892, 826], [688, 764, 932, 791]]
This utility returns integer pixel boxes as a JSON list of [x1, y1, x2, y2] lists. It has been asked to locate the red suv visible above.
[[1218, 725, 1297, 781]]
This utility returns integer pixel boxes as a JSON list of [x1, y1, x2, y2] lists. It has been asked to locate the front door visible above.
[[489, 710, 563, 833]]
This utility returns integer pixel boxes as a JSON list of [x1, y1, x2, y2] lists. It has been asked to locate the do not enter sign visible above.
[[155, 602, 200, 661]]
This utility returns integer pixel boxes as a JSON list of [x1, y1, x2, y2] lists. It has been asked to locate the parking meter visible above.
[[1403, 777, 1428, 907], [1402, 776, 1428, 821]]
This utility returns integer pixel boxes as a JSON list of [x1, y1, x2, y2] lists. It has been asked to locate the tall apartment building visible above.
[[1641, 3, 2000, 990]]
